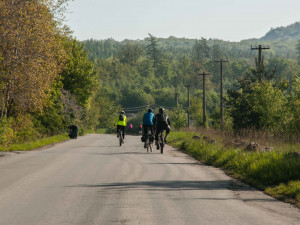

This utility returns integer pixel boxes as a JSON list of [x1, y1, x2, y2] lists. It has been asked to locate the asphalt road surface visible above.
[[0, 134, 299, 225]]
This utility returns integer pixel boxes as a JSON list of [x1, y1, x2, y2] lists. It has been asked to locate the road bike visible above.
[[144, 129, 153, 153], [118, 130, 124, 146]]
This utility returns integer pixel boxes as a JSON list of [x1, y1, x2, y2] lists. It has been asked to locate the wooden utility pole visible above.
[[251, 45, 270, 66], [198, 72, 210, 127], [184, 84, 192, 128], [214, 59, 229, 130], [175, 77, 178, 108]]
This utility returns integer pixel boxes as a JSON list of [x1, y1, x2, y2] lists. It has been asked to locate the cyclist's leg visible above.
[[121, 126, 125, 139], [150, 125, 154, 136], [143, 125, 148, 138], [164, 126, 171, 142], [117, 125, 120, 137], [155, 127, 160, 141], [150, 125, 154, 142], [155, 126, 162, 144]]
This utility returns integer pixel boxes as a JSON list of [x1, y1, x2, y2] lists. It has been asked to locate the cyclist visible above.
[[142, 108, 155, 148], [154, 107, 171, 145], [138, 123, 143, 134], [128, 123, 133, 134], [115, 111, 127, 141]]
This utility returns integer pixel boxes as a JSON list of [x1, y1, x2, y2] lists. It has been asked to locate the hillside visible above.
[[260, 22, 300, 41], [83, 22, 300, 61]]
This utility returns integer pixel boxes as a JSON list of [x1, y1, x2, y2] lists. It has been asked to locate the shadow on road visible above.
[[86, 152, 150, 155], [65, 180, 255, 192]]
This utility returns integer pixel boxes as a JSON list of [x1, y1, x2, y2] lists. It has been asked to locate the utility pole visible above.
[[175, 76, 178, 108], [214, 59, 229, 130], [184, 84, 192, 128], [251, 45, 270, 66], [198, 72, 210, 127]]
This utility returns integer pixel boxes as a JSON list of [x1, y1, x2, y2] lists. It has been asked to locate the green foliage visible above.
[[248, 81, 288, 131], [168, 131, 300, 192], [117, 42, 145, 65], [121, 89, 155, 107], [33, 80, 65, 135], [93, 89, 121, 132], [0, 117, 14, 147], [189, 97, 203, 126], [11, 114, 39, 144], [61, 38, 98, 108], [266, 181, 300, 207], [286, 76, 300, 134], [169, 107, 188, 129], [146, 33, 162, 76], [192, 38, 210, 63], [0, 134, 69, 151]]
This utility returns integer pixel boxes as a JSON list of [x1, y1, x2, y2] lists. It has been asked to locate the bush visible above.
[[0, 118, 14, 147], [11, 114, 39, 143]]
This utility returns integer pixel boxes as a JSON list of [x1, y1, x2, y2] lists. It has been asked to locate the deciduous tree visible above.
[[0, 0, 66, 117]]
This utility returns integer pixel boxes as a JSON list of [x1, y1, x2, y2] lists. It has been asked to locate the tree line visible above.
[[86, 33, 299, 137]]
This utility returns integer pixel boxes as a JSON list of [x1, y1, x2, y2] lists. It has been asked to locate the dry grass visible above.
[[181, 127, 300, 152]]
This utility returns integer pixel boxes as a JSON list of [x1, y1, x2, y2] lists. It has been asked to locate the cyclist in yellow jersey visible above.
[[115, 111, 127, 140]]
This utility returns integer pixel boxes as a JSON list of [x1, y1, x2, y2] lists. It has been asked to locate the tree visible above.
[[117, 42, 144, 65], [286, 76, 300, 134], [192, 38, 210, 63], [297, 40, 300, 65], [169, 107, 188, 129], [247, 57, 277, 83], [61, 38, 98, 108], [247, 81, 287, 131], [189, 97, 203, 126], [146, 33, 162, 76], [0, 0, 66, 117], [226, 61, 287, 131]]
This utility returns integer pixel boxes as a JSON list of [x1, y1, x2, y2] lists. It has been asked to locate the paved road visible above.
[[0, 134, 299, 225]]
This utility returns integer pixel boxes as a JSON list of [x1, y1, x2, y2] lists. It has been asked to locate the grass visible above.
[[168, 130, 300, 207], [0, 128, 107, 152], [0, 134, 69, 151]]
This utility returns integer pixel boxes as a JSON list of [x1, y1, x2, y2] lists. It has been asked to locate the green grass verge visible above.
[[266, 181, 300, 207], [0, 134, 69, 151], [168, 131, 300, 207]]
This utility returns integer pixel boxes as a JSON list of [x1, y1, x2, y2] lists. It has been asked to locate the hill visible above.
[[260, 22, 300, 41], [83, 22, 300, 61]]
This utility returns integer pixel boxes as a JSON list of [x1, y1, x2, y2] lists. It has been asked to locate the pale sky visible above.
[[65, 0, 300, 42]]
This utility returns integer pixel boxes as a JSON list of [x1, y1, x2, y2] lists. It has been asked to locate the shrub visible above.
[[0, 117, 14, 147]]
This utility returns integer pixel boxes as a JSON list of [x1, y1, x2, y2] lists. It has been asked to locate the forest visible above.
[[0, 0, 299, 148], [83, 24, 300, 137]]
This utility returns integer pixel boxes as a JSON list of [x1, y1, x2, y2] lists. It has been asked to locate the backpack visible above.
[[157, 113, 168, 126], [119, 114, 124, 121]]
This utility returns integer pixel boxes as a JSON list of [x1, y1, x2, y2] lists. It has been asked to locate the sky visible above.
[[64, 0, 300, 42]]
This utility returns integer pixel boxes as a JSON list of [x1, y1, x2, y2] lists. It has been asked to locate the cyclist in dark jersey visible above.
[[154, 107, 171, 144]]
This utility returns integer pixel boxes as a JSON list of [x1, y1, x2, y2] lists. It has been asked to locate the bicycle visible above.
[[144, 129, 153, 152], [156, 130, 165, 154], [118, 130, 124, 146]]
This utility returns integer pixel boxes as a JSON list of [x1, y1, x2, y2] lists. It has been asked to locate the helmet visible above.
[[159, 107, 164, 113], [148, 108, 153, 113], [121, 111, 125, 115]]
